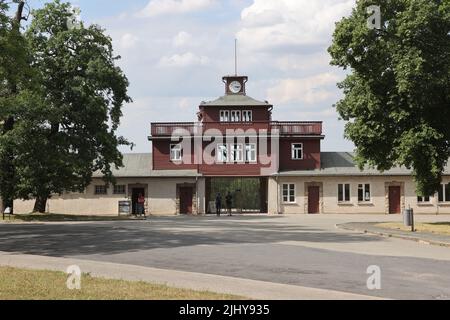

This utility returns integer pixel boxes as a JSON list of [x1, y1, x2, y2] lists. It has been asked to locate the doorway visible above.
[[206, 177, 268, 213], [308, 186, 320, 214], [179, 187, 193, 214], [389, 186, 401, 214], [132, 188, 145, 215]]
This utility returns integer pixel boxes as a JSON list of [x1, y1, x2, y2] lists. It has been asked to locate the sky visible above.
[[29, 0, 357, 153]]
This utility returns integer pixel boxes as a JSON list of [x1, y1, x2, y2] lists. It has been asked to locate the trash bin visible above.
[[403, 208, 413, 227]]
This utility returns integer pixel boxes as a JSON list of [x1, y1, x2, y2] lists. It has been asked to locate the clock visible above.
[[229, 81, 242, 94]]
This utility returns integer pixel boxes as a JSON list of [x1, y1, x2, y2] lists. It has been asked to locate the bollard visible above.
[[403, 208, 412, 227]]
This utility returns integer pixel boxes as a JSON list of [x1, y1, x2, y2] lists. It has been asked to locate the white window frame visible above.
[[94, 185, 108, 195], [417, 195, 431, 203], [113, 185, 126, 195], [220, 110, 229, 122], [358, 183, 371, 203], [438, 183, 450, 203], [217, 144, 228, 163], [231, 144, 244, 163], [282, 183, 296, 204], [242, 110, 253, 122], [230, 110, 241, 122], [291, 143, 303, 160], [170, 144, 182, 161], [338, 183, 351, 203], [245, 143, 257, 163]]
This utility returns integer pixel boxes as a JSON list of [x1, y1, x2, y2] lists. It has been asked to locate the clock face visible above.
[[229, 81, 242, 94]]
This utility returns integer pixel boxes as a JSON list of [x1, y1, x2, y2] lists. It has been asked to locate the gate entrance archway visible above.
[[206, 177, 268, 214]]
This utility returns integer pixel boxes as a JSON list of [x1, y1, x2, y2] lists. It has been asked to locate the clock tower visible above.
[[223, 75, 248, 95]]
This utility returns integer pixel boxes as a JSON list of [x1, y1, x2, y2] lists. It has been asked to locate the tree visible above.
[[15, 0, 131, 212], [329, 0, 450, 196], [0, 0, 31, 212]]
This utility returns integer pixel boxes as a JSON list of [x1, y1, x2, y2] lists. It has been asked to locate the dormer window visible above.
[[170, 144, 182, 161], [230, 110, 241, 122], [291, 143, 303, 160], [242, 110, 252, 122], [220, 110, 229, 122]]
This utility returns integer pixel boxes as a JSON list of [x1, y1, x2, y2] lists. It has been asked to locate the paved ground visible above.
[[2, 214, 450, 299], [339, 222, 450, 247]]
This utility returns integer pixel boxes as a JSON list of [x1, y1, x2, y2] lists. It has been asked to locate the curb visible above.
[[0, 252, 383, 300], [336, 223, 450, 248]]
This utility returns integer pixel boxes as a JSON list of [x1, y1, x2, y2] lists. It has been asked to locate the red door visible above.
[[180, 187, 193, 214], [308, 186, 320, 214], [389, 186, 401, 214]]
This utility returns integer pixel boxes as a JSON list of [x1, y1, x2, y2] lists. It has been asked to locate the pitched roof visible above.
[[92, 153, 199, 178], [278, 152, 450, 176], [200, 94, 271, 107], [93, 152, 450, 178]]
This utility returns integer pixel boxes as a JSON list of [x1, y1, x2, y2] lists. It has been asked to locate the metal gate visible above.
[[207, 177, 267, 213]]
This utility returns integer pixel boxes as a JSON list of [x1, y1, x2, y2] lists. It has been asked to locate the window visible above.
[[217, 144, 228, 162], [231, 144, 243, 162], [170, 144, 182, 161], [220, 110, 229, 122], [417, 196, 431, 203], [438, 183, 450, 202], [291, 143, 303, 160], [242, 110, 253, 122], [230, 110, 241, 122], [338, 184, 351, 202], [245, 144, 257, 163], [282, 184, 296, 203], [358, 184, 371, 202], [94, 185, 107, 195], [113, 185, 126, 195]]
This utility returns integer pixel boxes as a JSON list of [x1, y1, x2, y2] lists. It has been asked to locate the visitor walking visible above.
[[225, 192, 233, 216], [215, 193, 222, 216], [137, 193, 145, 217]]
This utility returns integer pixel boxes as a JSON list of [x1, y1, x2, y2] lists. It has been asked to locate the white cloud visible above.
[[140, 0, 215, 17], [237, 0, 355, 53], [267, 73, 341, 105], [119, 33, 139, 49], [173, 31, 193, 47], [158, 52, 210, 67]]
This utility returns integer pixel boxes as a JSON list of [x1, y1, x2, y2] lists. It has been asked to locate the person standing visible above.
[[137, 193, 145, 217], [225, 192, 233, 216], [215, 193, 222, 217]]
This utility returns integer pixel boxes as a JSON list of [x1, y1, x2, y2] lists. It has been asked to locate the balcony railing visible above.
[[150, 121, 322, 137]]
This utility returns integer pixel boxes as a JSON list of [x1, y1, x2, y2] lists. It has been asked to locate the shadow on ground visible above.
[[0, 215, 382, 257]]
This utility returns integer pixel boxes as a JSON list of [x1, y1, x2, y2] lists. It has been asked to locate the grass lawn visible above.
[[376, 222, 450, 236], [0, 213, 139, 222], [0, 266, 245, 300]]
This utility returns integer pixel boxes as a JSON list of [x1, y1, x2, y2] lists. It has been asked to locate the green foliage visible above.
[[329, 0, 450, 196], [0, 1, 132, 210], [0, 1, 35, 207], [15, 0, 131, 203]]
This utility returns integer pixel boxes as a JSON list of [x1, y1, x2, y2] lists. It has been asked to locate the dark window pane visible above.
[[365, 184, 370, 201], [358, 185, 363, 202], [446, 184, 450, 202], [338, 184, 343, 202], [345, 184, 350, 201], [439, 184, 444, 202]]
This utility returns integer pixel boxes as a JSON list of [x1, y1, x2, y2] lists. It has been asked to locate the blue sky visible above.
[[28, 0, 356, 153]]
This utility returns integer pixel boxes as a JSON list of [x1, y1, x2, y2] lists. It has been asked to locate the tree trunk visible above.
[[33, 196, 48, 214], [0, 2, 25, 214]]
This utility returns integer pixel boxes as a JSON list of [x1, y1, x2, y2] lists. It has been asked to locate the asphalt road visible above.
[[1, 214, 450, 299]]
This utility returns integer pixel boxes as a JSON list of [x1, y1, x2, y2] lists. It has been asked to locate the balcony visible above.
[[150, 121, 323, 137]]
